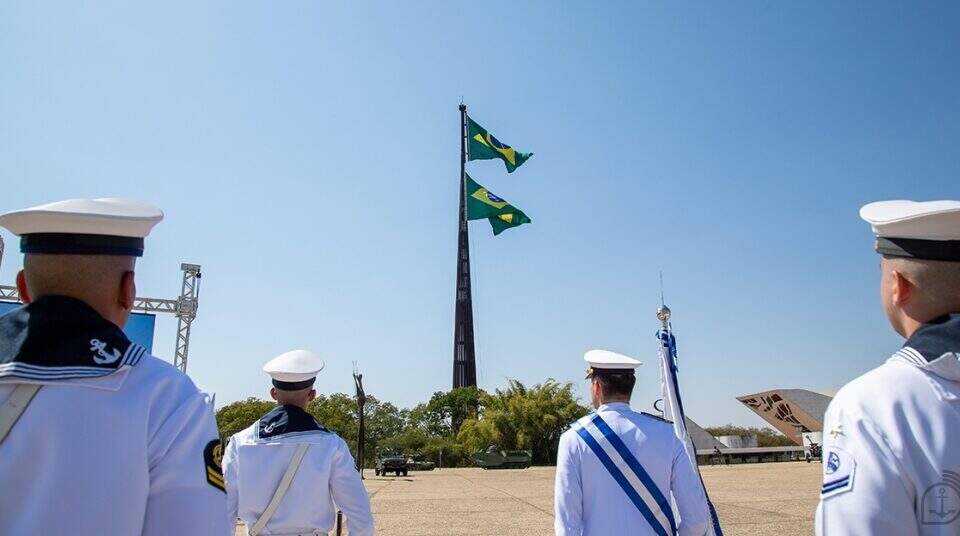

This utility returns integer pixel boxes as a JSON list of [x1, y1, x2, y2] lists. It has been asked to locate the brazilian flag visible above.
[[468, 117, 532, 173], [465, 174, 532, 235]]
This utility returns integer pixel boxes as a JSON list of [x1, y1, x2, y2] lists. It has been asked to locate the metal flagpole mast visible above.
[[453, 103, 477, 389], [656, 298, 724, 536]]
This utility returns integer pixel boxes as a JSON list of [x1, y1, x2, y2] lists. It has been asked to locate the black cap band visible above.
[[21, 233, 145, 257], [586, 367, 636, 379], [272, 378, 316, 391], [876, 237, 960, 262]]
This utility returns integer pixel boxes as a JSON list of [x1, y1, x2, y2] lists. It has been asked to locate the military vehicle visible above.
[[472, 446, 533, 469], [375, 451, 409, 476], [407, 454, 435, 471]]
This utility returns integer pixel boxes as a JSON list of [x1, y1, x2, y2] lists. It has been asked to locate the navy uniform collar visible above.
[[0, 295, 144, 381], [257, 404, 329, 440], [903, 314, 960, 363]]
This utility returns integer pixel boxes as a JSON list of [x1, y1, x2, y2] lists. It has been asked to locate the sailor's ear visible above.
[[270, 388, 279, 401], [307, 389, 317, 403], [119, 270, 136, 311], [891, 269, 914, 306], [15, 270, 30, 304]]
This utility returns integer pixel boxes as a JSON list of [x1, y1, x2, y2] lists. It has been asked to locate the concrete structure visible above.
[[717, 435, 758, 449], [686, 417, 725, 451], [736, 389, 832, 445]]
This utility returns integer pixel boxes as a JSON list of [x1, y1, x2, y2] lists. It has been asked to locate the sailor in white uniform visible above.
[[816, 200, 960, 535], [0, 198, 230, 535], [223, 349, 375, 536], [555, 350, 710, 536]]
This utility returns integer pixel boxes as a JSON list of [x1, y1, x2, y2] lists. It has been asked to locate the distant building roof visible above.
[[736, 389, 833, 445]]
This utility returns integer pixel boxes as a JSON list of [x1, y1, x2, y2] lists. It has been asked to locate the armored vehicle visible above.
[[375, 451, 409, 476], [407, 454, 436, 471], [472, 446, 533, 469]]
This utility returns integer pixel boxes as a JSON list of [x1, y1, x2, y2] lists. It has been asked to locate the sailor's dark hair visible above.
[[594, 372, 636, 397]]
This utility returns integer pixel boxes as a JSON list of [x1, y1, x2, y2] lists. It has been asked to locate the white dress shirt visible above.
[[817, 314, 960, 535], [555, 402, 710, 536], [0, 355, 230, 535]]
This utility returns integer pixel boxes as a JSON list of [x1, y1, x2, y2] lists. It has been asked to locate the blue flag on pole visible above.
[[658, 323, 724, 535]]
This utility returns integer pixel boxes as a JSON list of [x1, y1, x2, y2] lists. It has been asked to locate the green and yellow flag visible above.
[[465, 174, 532, 235], [468, 117, 532, 173]]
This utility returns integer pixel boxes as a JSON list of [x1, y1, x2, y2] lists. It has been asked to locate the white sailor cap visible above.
[[584, 349, 642, 378], [860, 200, 960, 261], [0, 198, 163, 257], [263, 349, 326, 391]]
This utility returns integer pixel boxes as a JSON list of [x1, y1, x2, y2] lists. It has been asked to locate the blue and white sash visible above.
[[574, 413, 677, 536]]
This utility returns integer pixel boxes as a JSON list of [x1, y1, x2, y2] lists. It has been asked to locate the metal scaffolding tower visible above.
[[0, 238, 202, 373]]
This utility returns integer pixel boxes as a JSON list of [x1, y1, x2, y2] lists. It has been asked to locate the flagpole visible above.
[[453, 103, 478, 389], [657, 304, 724, 535]]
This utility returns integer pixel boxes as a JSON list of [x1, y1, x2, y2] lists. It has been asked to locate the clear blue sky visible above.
[[1, 2, 957, 427]]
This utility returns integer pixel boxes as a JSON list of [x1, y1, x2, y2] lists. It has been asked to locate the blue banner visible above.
[[0, 302, 156, 354]]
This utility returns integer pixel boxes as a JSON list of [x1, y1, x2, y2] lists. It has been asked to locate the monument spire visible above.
[[453, 103, 477, 388]]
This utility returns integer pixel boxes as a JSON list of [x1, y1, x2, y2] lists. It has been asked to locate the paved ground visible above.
[[237, 462, 821, 535]]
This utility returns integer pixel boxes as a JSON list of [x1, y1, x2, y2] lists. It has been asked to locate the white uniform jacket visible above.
[[555, 402, 710, 536], [223, 404, 375, 536], [817, 313, 960, 535], [0, 296, 230, 535]]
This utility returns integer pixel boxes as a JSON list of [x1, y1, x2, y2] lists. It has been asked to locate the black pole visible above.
[[353, 370, 366, 476], [453, 104, 477, 389]]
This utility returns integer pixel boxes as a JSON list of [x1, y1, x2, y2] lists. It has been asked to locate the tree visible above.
[[216, 397, 275, 440], [407, 387, 486, 436], [477, 379, 589, 464]]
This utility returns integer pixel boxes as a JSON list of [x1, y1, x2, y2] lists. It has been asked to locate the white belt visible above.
[[0, 384, 41, 444], [248, 443, 311, 536]]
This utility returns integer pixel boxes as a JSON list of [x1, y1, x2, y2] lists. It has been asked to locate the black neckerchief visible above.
[[257, 404, 329, 440], [904, 313, 960, 363], [0, 295, 145, 381]]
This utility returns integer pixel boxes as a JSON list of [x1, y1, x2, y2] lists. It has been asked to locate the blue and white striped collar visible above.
[[889, 314, 960, 382], [0, 296, 144, 381]]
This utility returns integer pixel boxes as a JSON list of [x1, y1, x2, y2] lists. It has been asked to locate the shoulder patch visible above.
[[820, 447, 855, 498], [203, 439, 225, 493]]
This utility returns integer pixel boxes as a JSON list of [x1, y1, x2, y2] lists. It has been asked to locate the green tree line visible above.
[[215, 380, 795, 466], [216, 379, 590, 467]]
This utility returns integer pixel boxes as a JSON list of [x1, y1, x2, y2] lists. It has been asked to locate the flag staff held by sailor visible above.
[[0, 198, 230, 534], [657, 300, 724, 535], [554, 341, 711, 535], [222, 349, 375, 536]]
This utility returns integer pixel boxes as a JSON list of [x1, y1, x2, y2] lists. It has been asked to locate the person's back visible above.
[[554, 350, 709, 536], [0, 198, 230, 535], [816, 200, 960, 534], [227, 405, 372, 533], [0, 326, 227, 534], [223, 349, 375, 536]]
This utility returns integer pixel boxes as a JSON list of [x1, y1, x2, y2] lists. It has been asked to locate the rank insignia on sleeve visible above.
[[820, 447, 855, 498], [203, 439, 225, 493]]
